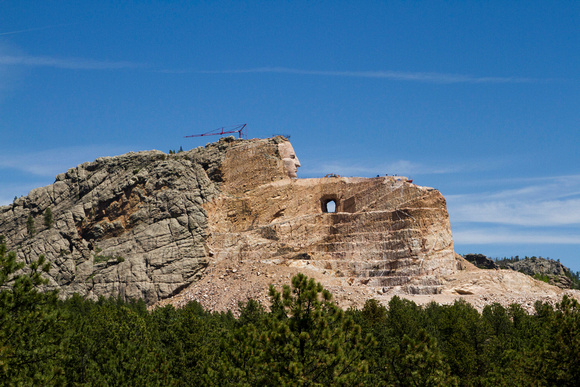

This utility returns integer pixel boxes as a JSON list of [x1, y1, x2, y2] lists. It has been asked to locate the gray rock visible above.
[[505, 257, 574, 289], [0, 139, 245, 304]]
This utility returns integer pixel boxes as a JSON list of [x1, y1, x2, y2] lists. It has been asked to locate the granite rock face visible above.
[[0, 140, 235, 303], [504, 258, 574, 289], [0, 136, 459, 304]]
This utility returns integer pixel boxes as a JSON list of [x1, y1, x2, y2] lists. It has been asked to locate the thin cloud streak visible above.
[[0, 24, 74, 36], [165, 67, 539, 84], [453, 174, 580, 191], [0, 182, 48, 206], [0, 145, 133, 177], [0, 54, 143, 70], [302, 158, 492, 177], [453, 229, 580, 245], [0, 53, 539, 83], [447, 175, 580, 226], [450, 199, 580, 227]]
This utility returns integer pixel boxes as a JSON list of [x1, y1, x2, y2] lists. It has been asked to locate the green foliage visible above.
[[43, 208, 53, 229], [237, 298, 267, 327], [389, 330, 457, 386], [213, 273, 375, 386], [26, 215, 35, 237], [1, 251, 580, 387], [150, 303, 206, 385], [532, 296, 580, 386], [94, 254, 124, 264], [61, 297, 171, 386], [0, 236, 66, 385], [533, 273, 550, 283]]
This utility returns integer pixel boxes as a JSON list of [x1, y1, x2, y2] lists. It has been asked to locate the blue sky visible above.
[[1, 1, 579, 271]]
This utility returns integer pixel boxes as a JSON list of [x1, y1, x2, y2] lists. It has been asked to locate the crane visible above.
[[185, 124, 247, 139]]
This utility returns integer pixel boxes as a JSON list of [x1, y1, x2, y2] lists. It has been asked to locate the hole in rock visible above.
[[325, 200, 336, 213]]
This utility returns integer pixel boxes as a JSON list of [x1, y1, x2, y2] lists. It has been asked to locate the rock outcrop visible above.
[[462, 254, 576, 290], [0, 143, 228, 303], [504, 258, 575, 289], [464, 254, 499, 270], [206, 173, 457, 294], [4, 135, 575, 311], [0, 136, 458, 304]]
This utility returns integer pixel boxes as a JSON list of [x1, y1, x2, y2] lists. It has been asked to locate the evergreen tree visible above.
[[62, 297, 171, 386], [26, 215, 35, 237], [535, 296, 580, 386], [43, 208, 53, 229], [214, 273, 375, 386], [0, 236, 65, 385], [388, 329, 458, 386]]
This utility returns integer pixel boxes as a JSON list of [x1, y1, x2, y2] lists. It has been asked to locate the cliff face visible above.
[[503, 258, 575, 289], [0, 140, 232, 304], [206, 176, 456, 293], [0, 136, 458, 305]]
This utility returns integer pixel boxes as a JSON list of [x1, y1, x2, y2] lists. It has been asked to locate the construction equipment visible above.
[[185, 124, 247, 139]]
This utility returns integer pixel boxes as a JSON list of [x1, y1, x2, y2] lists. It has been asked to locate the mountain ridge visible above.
[[1, 136, 578, 311]]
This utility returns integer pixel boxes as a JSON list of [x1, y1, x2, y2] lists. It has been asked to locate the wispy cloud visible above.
[[447, 175, 580, 227], [0, 24, 75, 36], [453, 228, 580, 245], [0, 54, 143, 70], [302, 158, 495, 177], [0, 182, 48, 206], [0, 145, 133, 177], [450, 199, 580, 227], [0, 48, 537, 83], [162, 67, 539, 84]]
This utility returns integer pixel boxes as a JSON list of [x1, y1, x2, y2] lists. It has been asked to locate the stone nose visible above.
[[295, 157, 301, 167]]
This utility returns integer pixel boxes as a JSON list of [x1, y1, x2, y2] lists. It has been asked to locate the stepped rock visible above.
[[3, 135, 576, 310], [0, 136, 457, 304]]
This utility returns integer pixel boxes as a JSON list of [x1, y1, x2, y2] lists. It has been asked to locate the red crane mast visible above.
[[185, 124, 247, 139]]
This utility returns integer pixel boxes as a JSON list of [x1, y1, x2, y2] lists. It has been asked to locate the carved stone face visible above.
[[278, 141, 301, 178]]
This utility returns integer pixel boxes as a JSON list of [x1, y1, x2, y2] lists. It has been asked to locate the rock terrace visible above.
[[1, 136, 577, 310]]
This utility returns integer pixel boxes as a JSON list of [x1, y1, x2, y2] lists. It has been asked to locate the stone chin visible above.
[[278, 141, 301, 178], [283, 159, 298, 178]]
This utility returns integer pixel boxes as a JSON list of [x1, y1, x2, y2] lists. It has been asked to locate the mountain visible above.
[[1, 136, 578, 311]]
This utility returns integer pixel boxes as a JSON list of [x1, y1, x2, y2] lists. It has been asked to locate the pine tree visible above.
[[214, 273, 375, 386], [26, 215, 35, 237], [0, 236, 65, 384], [536, 296, 580, 385], [44, 208, 53, 229], [389, 329, 458, 386]]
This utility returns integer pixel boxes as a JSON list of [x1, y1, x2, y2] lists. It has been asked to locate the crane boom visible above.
[[185, 124, 247, 139]]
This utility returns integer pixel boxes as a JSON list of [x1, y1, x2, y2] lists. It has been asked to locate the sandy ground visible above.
[[155, 257, 580, 315]]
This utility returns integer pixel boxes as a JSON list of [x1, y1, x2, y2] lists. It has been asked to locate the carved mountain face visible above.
[[278, 141, 301, 178], [0, 136, 457, 307]]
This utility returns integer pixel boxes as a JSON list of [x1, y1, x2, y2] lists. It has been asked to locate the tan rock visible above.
[[2, 135, 577, 312]]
